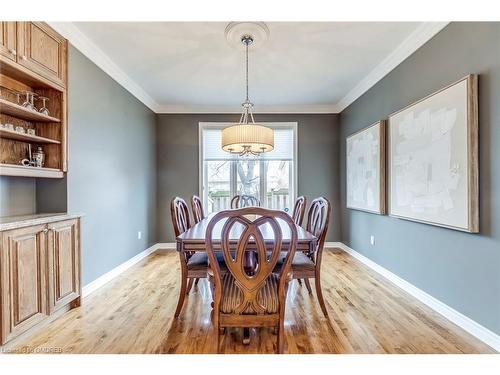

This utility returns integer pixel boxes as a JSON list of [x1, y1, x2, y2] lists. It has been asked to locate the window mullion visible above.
[[260, 161, 267, 208], [203, 161, 208, 211], [230, 160, 237, 199]]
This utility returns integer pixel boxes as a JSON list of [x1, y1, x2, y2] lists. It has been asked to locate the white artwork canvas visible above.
[[388, 75, 478, 232], [346, 121, 385, 214]]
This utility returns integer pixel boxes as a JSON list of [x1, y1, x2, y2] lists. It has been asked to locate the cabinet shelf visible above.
[[0, 163, 63, 178], [0, 98, 61, 123], [0, 128, 61, 144]]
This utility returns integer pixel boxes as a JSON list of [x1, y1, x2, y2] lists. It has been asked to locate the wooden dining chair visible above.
[[171, 196, 209, 317], [191, 195, 205, 224], [230, 194, 260, 208], [205, 207, 298, 354], [281, 197, 331, 317], [291, 196, 307, 226]]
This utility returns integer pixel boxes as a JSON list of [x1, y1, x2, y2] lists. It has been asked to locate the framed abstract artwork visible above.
[[346, 120, 386, 214], [388, 75, 478, 232]]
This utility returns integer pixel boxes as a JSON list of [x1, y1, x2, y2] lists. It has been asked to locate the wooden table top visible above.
[[177, 213, 317, 248]]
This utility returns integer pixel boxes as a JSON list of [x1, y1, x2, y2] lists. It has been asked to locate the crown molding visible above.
[[335, 22, 449, 112], [155, 103, 339, 114], [47, 22, 161, 112], [49, 22, 448, 115]]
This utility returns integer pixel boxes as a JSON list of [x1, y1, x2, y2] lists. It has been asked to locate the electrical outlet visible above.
[[370, 235, 375, 246], [137, 231, 142, 240]]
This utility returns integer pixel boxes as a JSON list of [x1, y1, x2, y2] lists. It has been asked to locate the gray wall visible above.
[[157, 114, 340, 243], [0, 176, 36, 216], [339, 22, 500, 335], [67, 47, 157, 285], [36, 177, 67, 213]]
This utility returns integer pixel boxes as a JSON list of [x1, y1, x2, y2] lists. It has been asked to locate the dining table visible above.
[[176, 212, 317, 253], [176, 212, 318, 344]]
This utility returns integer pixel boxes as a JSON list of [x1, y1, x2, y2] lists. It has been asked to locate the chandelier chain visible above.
[[245, 38, 249, 102]]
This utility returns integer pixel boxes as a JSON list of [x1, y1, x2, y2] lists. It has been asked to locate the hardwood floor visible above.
[[11, 249, 495, 354]]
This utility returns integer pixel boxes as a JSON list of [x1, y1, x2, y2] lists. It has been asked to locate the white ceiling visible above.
[[51, 22, 448, 113]]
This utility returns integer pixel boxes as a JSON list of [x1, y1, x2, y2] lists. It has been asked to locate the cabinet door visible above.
[[16, 22, 67, 87], [1, 225, 48, 344], [0, 21, 17, 61], [47, 219, 80, 312]]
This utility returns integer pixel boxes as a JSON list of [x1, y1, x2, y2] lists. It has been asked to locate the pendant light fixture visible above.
[[222, 28, 274, 156]]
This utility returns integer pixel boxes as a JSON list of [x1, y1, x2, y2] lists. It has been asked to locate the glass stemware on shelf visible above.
[[38, 96, 50, 116], [21, 91, 37, 111], [14, 91, 22, 105], [2, 87, 53, 118], [0, 87, 22, 105]]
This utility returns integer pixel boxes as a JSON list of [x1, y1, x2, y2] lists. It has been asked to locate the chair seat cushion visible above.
[[220, 273, 279, 314], [187, 252, 227, 271], [291, 252, 316, 272], [186, 252, 209, 270], [275, 251, 316, 272]]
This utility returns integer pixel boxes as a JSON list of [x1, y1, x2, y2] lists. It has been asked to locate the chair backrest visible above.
[[230, 195, 260, 209], [170, 197, 191, 237], [306, 197, 331, 258], [206, 207, 297, 315], [291, 196, 307, 226], [191, 195, 205, 224]]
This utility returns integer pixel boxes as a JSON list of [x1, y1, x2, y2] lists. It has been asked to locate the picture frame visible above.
[[387, 75, 479, 232], [346, 120, 386, 215]]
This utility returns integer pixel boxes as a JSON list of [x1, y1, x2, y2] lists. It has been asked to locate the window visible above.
[[200, 123, 297, 214]]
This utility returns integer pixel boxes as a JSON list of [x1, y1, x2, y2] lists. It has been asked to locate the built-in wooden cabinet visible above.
[[0, 217, 81, 346], [0, 21, 68, 178]]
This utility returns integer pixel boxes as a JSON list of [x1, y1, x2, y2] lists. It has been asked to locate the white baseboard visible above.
[[327, 242, 500, 352], [155, 242, 176, 251], [82, 243, 161, 298]]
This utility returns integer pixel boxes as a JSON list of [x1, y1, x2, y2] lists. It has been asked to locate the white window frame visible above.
[[199, 122, 298, 211]]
